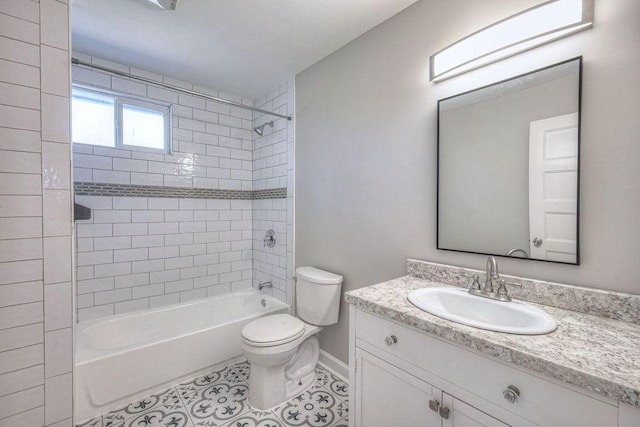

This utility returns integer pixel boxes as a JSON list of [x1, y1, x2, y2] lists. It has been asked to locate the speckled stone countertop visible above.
[[345, 275, 640, 407]]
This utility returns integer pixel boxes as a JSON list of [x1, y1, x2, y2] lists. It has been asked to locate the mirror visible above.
[[437, 58, 581, 264]]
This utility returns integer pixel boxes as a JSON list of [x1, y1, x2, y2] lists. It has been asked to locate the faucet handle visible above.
[[496, 279, 522, 297], [467, 274, 481, 291], [469, 274, 480, 291]]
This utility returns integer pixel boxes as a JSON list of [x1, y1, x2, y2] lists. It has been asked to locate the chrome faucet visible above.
[[484, 256, 499, 293], [257, 281, 272, 291], [466, 256, 522, 302]]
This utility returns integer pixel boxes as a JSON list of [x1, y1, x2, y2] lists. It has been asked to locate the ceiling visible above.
[[71, 0, 419, 100]]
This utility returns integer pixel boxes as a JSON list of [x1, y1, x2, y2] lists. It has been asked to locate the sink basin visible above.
[[407, 287, 557, 335]]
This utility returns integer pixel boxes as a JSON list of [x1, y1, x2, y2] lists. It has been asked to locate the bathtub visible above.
[[75, 291, 288, 422]]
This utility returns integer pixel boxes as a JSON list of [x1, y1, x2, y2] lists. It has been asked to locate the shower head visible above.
[[254, 121, 274, 136], [146, 0, 179, 11]]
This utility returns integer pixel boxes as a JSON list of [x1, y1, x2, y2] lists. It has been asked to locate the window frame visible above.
[[72, 84, 173, 154]]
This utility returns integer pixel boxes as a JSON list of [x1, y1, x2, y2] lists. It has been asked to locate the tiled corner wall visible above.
[[0, 1, 74, 426], [252, 80, 295, 306], [71, 53, 259, 321]]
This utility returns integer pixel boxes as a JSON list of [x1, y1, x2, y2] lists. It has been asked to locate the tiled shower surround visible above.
[[75, 196, 254, 320], [253, 83, 295, 306], [72, 54, 294, 320]]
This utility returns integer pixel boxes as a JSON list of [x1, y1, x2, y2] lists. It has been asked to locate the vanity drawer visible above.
[[355, 309, 618, 427]]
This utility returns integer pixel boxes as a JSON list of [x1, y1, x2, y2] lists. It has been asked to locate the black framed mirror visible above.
[[437, 57, 582, 264]]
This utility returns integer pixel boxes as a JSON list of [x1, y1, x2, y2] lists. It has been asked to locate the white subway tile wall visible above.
[[72, 55, 295, 319], [72, 52, 254, 192], [75, 196, 254, 321], [0, 1, 74, 426], [252, 80, 295, 306]]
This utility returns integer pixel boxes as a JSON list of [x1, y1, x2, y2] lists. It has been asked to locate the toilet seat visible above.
[[241, 314, 305, 347]]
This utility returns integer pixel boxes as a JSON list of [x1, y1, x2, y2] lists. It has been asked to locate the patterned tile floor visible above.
[[77, 361, 349, 427]]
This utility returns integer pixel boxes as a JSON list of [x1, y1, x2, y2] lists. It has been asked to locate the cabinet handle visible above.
[[384, 335, 398, 346], [428, 399, 440, 412], [439, 406, 450, 419], [503, 385, 520, 404]]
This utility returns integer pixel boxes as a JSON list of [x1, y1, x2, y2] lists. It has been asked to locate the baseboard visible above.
[[318, 349, 349, 380]]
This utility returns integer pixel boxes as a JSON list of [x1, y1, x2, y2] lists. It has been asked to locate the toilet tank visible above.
[[295, 267, 343, 326]]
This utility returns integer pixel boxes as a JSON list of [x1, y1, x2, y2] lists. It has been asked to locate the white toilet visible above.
[[241, 266, 343, 410]]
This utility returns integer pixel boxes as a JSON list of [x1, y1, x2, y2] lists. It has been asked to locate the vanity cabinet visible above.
[[355, 348, 441, 426], [349, 307, 622, 427], [440, 393, 509, 427], [355, 348, 507, 427]]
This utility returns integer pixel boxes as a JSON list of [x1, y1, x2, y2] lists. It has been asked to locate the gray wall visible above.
[[295, 0, 640, 363], [439, 74, 578, 256]]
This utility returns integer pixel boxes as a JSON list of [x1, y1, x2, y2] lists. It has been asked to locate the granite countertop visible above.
[[345, 275, 640, 407]]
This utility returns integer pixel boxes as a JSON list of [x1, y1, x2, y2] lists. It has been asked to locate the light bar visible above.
[[430, 0, 593, 82], [146, 0, 179, 11]]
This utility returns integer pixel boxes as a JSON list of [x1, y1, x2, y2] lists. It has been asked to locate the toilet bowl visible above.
[[241, 267, 343, 410], [241, 314, 320, 410]]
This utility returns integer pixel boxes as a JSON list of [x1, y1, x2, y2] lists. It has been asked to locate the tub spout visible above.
[[257, 281, 272, 291]]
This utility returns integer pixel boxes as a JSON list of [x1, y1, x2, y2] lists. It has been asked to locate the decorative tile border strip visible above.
[[407, 259, 640, 325], [252, 188, 288, 199], [74, 182, 287, 200]]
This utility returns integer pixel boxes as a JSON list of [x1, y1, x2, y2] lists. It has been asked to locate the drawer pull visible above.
[[428, 399, 440, 412], [439, 406, 450, 419], [503, 385, 520, 404], [384, 335, 398, 346]]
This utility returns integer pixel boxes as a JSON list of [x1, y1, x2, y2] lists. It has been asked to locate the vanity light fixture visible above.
[[146, 0, 179, 11], [430, 0, 593, 82]]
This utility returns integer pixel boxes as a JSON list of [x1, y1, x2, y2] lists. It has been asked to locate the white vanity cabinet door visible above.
[[355, 348, 442, 427], [353, 309, 619, 426], [441, 393, 509, 427]]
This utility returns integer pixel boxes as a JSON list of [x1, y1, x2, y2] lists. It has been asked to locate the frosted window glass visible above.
[[72, 93, 115, 147], [122, 104, 166, 150]]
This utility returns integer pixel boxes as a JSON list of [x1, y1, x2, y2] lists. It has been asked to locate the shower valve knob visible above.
[[263, 230, 276, 248]]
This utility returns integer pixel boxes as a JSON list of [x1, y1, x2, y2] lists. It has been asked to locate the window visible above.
[[71, 90, 116, 147], [72, 86, 172, 153]]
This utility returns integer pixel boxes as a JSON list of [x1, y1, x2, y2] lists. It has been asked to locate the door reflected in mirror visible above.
[[437, 57, 581, 264]]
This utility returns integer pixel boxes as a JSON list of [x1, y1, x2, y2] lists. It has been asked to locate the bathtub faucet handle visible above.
[[257, 281, 273, 291], [263, 230, 276, 248]]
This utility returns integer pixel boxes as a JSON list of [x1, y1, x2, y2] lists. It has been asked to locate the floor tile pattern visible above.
[[77, 362, 348, 427]]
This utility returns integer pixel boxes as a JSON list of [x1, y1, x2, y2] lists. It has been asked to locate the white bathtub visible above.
[[75, 291, 288, 422]]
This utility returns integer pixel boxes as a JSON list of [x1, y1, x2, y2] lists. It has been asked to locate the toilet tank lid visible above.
[[296, 266, 343, 285]]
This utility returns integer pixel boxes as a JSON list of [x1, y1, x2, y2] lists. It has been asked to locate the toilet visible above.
[[241, 266, 343, 410]]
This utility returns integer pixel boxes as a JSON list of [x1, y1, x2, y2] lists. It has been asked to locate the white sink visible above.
[[407, 287, 557, 335]]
